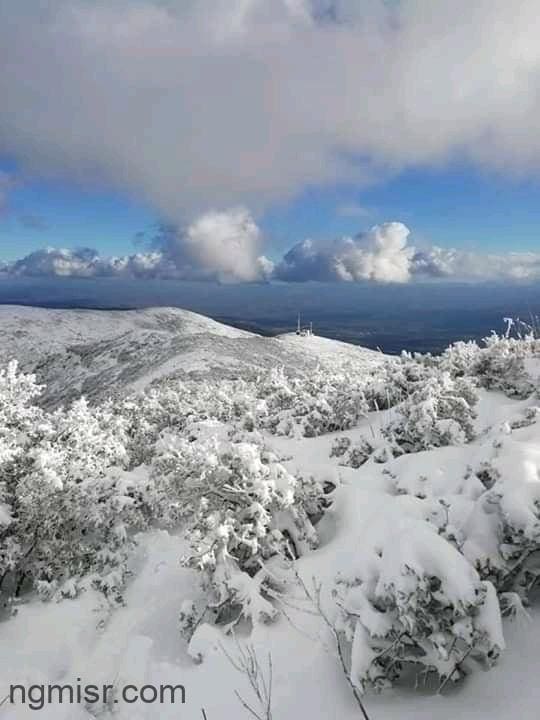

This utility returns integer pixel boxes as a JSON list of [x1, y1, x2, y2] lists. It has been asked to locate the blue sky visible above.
[[263, 165, 540, 257], [0, 172, 155, 262], [2, 162, 540, 263]]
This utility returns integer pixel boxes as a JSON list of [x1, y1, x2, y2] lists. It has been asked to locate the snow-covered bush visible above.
[[473, 335, 535, 398], [383, 427, 540, 608], [331, 435, 375, 468], [160, 437, 327, 628], [0, 360, 44, 479], [333, 519, 504, 693], [368, 355, 434, 410], [440, 335, 536, 399], [464, 436, 540, 603], [438, 340, 482, 379], [0, 367, 142, 603], [258, 366, 372, 438], [382, 372, 477, 455], [330, 436, 352, 458]]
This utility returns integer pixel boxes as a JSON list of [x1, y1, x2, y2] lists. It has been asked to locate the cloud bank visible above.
[[5, 209, 273, 283], [4, 213, 540, 284], [2, 0, 540, 222]]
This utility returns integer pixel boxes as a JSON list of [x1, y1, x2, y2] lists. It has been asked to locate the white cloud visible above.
[[6, 208, 272, 283], [412, 246, 540, 282], [180, 208, 272, 283], [2, 1, 540, 222], [276, 222, 414, 283]]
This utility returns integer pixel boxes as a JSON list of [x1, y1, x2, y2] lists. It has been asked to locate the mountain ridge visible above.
[[0, 305, 381, 407]]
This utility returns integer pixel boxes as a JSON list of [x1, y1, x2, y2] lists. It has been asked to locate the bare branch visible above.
[[221, 636, 274, 720]]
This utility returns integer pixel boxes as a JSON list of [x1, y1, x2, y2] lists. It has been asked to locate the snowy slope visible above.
[[2, 388, 540, 719], [0, 305, 381, 407], [277, 330, 383, 363]]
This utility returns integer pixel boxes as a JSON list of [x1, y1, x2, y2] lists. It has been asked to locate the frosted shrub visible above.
[[331, 435, 375, 468], [334, 520, 504, 693], [107, 386, 190, 466], [330, 436, 352, 458], [167, 437, 326, 628], [465, 441, 540, 603], [382, 372, 477, 455], [473, 335, 535, 398], [439, 340, 482, 378], [115, 362, 377, 450], [259, 366, 371, 437], [440, 335, 535, 399], [0, 361, 47, 599], [0, 361, 44, 479], [384, 431, 540, 607], [12, 466, 139, 601], [369, 355, 433, 410], [0, 370, 141, 603]]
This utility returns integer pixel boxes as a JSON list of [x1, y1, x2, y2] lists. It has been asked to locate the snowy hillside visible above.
[[1, 315, 540, 719], [0, 306, 381, 407]]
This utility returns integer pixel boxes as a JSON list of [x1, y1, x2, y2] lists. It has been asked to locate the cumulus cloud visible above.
[[2, 0, 540, 223], [7, 246, 167, 279], [276, 222, 414, 283], [412, 246, 540, 282], [155, 208, 273, 282], [5, 208, 273, 283]]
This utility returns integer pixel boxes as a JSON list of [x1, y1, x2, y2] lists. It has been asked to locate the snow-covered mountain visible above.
[[0, 305, 381, 407]]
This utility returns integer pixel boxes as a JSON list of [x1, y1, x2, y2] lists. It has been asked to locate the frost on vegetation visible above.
[[334, 368, 478, 468], [0, 359, 331, 623], [168, 438, 327, 631], [334, 519, 504, 693], [1, 328, 540, 698], [0, 362, 142, 604], [439, 333, 538, 399], [383, 428, 540, 606], [381, 372, 478, 455]]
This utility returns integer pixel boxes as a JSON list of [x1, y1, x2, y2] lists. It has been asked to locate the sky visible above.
[[2, 0, 540, 286]]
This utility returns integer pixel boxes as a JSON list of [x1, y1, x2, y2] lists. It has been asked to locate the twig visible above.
[[294, 571, 372, 720], [221, 638, 274, 720], [437, 646, 472, 695]]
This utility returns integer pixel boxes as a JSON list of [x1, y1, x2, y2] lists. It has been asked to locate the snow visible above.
[[277, 330, 383, 363], [1, 308, 540, 719]]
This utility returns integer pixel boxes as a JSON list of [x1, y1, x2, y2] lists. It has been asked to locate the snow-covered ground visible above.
[[1, 308, 540, 719]]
